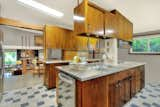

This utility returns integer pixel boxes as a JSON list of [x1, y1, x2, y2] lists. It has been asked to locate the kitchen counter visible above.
[[41, 59, 101, 64], [42, 60, 70, 64], [56, 61, 146, 81]]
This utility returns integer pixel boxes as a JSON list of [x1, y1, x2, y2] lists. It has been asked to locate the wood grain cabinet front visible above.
[[111, 10, 133, 41], [44, 63, 69, 89], [74, 65, 145, 107], [105, 11, 118, 38], [74, 0, 105, 36], [108, 75, 132, 107]]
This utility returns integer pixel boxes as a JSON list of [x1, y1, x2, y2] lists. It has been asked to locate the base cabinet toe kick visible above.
[[57, 65, 145, 107]]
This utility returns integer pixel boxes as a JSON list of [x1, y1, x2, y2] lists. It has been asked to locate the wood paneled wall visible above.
[[62, 51, 78, 60]]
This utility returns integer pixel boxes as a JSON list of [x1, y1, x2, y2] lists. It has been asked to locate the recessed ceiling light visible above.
[[73, 15, 85, 21], [17, 0, 64, 18]]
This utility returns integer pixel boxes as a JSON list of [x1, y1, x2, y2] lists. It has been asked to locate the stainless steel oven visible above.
[[58, 72, 76, 107]]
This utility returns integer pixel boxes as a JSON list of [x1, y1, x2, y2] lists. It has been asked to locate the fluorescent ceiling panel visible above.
[[17, 0, 64, 18]]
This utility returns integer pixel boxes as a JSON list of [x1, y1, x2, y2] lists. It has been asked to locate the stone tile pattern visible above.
[[1, 83, 160, 107], [0, 84, 57, 107], [124, 83, 160, 107]]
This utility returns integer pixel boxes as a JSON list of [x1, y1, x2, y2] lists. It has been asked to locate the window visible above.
[[131, 36, 160, 53], [4, 51, 17, 65]]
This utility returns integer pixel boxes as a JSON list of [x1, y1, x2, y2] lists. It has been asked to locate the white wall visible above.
[[118, 48, 160, 84], [0, 26, 38, 47]]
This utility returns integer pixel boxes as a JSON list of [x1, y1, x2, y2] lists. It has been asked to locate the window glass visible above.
[[4, 51, 17, 65], [149, 37, 160, 52], [132, 36, 160, 53], [132, 38, 148, 52]]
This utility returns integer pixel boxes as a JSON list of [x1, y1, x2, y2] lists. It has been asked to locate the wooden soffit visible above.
[[0, 17, 44, 31]]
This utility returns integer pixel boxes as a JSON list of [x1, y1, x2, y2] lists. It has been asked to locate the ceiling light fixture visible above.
[[73, 15, 85, 21], [17, 0, 64, 18]]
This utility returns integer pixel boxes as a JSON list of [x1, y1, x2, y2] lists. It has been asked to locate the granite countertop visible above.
[[56, 61, 146, 81], [41, 59, 101, 64], [42, 60, 70, 64]]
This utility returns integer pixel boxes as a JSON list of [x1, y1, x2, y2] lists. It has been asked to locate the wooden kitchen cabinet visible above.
[[44, 25, 90, 51], [44, 25, 68, 49], [74, 0, 105, 36], [108, 66, 145, 107], [105, 11, 118, 38], [75, 65, 145, 107], [44, 62, 69, 89], [76, 76, 109, 107], [76, 36, 88, 50], [108, 73, 132, 107], [111, 10, 133, 41]]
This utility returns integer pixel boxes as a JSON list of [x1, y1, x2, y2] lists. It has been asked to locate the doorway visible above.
[[0, 25, 44, 91]]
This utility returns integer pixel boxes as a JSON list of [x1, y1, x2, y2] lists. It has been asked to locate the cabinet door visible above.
[[109, 82, 121, 107], [75, 36, 88, 50], [112, 10, 133, 41], [109, 76, 132, 107], [74, 1, 86, 34], [123, 19, 133, 41], [123, 77, 132, 103], [87, 5, 104, 35], [116, 13, 124, 40], [131, 71, 137, 97], [45, 25, 68, 49], [105, 12, 117, 37], [139, 66, 145, 89], [127, 20, 133, 41]]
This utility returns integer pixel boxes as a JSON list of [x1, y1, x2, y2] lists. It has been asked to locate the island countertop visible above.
[[56, 61, 146, 81], [41, 59, 101, 64]]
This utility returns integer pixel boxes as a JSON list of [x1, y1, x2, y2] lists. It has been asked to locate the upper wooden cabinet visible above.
[[111, 10, 133, 41], [44, 25, 91, 51], [74, 0, 105, 36], [74, 1, 133, 41], [44, 25, 68, 49], [105, 11, 118, 38]]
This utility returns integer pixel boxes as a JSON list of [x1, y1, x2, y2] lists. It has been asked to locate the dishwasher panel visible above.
[[58, 73, 76, 107]]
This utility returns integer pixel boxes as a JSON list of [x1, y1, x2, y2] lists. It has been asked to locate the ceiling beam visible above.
[[0, 17, 44, 31]]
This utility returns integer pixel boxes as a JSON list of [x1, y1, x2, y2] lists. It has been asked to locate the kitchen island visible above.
[[56, 61, 145, 107], [43, 59, 101, 89]]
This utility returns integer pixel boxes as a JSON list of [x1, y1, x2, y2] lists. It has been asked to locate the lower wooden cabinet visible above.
[[44, 62, 69, 89], [108, 76, 132, 107], [108, 66, 145, 107], [74, 65, 145, 107]]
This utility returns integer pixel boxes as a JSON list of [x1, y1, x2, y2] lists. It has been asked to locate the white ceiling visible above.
[[1, 0, 160, 33]]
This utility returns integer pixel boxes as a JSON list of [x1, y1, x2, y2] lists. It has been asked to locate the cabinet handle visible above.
[[129, 77, 133, 81], [118, 82, 121, 87], [116, 84, 119, 88]]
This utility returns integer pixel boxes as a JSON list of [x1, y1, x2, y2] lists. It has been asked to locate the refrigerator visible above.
[[0, 41, 4, 101]]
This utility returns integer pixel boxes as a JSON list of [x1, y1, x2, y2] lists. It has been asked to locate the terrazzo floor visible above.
[[1, 83, 160, 107], [0, 84, 57, 107], [124, 83, 160, 107]]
